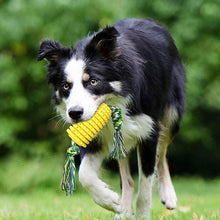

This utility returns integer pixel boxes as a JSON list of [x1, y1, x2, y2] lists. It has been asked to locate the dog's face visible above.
[[38, 27, 124, 124]]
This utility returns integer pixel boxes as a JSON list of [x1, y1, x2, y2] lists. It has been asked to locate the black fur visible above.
[[38, 39, 75, 103], [138, 124, 159, 176]]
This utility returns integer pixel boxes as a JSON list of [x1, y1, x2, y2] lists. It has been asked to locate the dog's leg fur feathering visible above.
[[135, 125, 159, 219], [79, 151, 122, 213], [157, 107, 179, 210], [115, 157, 134, 218]]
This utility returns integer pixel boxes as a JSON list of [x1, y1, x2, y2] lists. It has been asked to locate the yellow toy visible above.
[[61, 103, 127, 195], [66, 103, 112, 148]]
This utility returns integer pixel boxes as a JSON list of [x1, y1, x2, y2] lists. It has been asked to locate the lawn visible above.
[[0, 156, 219, 220]]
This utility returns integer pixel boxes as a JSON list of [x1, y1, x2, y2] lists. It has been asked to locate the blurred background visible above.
[[0, 0, 220, 194]]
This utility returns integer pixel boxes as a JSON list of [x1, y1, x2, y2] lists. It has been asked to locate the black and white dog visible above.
[[38, 18, 185, 219]]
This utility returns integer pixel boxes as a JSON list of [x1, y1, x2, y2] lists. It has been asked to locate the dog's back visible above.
[[114, 18, 185, 120]]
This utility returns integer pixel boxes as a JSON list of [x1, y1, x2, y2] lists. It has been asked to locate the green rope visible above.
[[60, 142, 80, 195], [61, 104, 127, 195], [108, 105, 127, 159]]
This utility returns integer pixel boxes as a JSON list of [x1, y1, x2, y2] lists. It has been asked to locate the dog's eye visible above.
[[63, 83, 70, 90], [89, 79, 98, 86]]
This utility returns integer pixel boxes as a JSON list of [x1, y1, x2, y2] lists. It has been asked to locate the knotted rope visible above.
[[108, 105, 127, 159], [60, 143, 80, 195]]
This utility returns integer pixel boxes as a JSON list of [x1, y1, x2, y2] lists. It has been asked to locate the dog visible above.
[[38, 18, 185, 219]]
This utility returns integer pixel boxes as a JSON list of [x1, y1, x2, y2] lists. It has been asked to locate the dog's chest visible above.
[[99, 112, 154, 154]]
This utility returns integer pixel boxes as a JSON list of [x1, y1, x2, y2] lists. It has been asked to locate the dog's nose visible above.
[[68, 106, 84, 121]]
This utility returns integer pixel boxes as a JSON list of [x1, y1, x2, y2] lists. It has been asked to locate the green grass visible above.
[[0, 156, 220, 219]]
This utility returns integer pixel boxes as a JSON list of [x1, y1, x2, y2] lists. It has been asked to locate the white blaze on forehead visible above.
[[64, 58, 85, 83]]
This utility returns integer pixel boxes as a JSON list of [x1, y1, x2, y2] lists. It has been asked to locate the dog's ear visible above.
[[38, 39, 66, 62], [85, 26, 120, 60]]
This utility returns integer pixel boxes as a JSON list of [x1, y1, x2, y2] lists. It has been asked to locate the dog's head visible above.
[[38, 27, 125, 124]]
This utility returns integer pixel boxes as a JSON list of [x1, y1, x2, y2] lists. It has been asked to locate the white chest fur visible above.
[[99, 96, 155, 154]]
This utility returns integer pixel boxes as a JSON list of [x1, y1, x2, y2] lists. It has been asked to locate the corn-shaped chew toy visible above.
[[66, 103, 112, 148], [61, 103, 127, 195]]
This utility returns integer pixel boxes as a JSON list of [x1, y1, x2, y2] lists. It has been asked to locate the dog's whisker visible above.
[[48, 110, 62, 121], [56, 118, 64, 127], [48, 114, 61, 121], [55, 113, 68, 128], [62, 120, 68, 128]]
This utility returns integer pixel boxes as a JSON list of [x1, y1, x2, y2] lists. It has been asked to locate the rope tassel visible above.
[[60, 143, 80, 195], [109, 105, 127, 159], [111, 130, 127, 159]]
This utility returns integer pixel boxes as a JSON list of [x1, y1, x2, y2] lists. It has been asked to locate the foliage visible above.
[[0, 0, 220, 176]]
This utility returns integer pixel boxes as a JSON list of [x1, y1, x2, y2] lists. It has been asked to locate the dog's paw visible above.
[[159, 183, 177, 209], [105, 191, 122, 213], [92, 189, 122, 213], [114, 213, 124, 220], [114, 212, 133, 219]]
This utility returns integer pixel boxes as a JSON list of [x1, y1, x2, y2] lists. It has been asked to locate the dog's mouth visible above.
[[69, 118, 83, 124], [69, 114, 94, 125]]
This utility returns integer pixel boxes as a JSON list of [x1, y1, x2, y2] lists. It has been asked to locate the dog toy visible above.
[[67, 103, 112, 148], [60, 103, 127, 195]]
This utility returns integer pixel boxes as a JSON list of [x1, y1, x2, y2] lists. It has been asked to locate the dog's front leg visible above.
[[115, 157, 134, 219], [135, 127, 159, 219], [79, 152, 122, 213]]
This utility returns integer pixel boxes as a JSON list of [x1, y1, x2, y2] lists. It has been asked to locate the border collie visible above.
[[38, 18, 185, 219]]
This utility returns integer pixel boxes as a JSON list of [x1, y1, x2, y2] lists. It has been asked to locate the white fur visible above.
[[79, 153, 122, 213], [136, 146, 154, 219], [162, 106, 179, 128], [62, 57, 105, 123], [156, 106, 178, 210], [100, 96, 154, 154], [110, 81, 122, 93], [116, 158, 134, 219], [157, 159, 177, 209], [136, 175, 154, 219]]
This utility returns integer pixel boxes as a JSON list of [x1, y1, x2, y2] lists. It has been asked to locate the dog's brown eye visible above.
[[90, 79, 98, 86], [63, 83, 69, 90]]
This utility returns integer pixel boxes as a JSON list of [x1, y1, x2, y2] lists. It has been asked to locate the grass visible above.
[[0, 156, 220, 220]]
